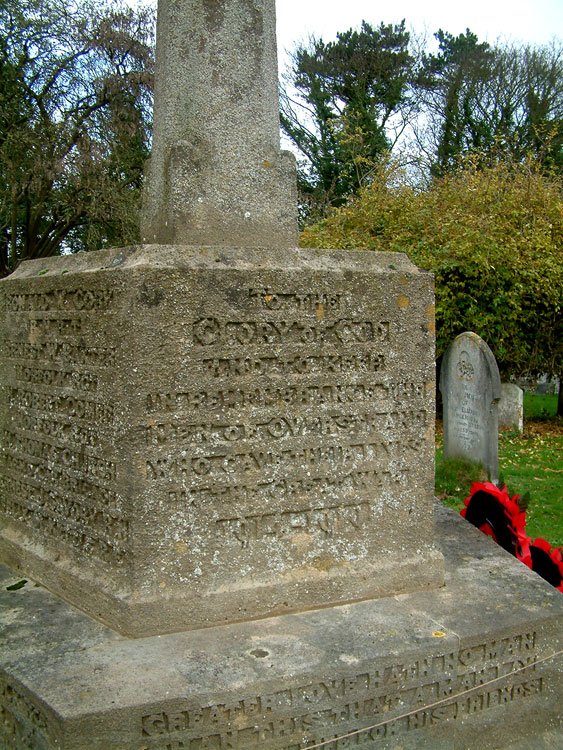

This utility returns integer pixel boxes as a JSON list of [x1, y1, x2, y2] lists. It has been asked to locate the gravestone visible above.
[[499, 383, 524, 434], [1, 2, 563, 748], [440, 332, 501, 483], [535, 375, 560, 396]]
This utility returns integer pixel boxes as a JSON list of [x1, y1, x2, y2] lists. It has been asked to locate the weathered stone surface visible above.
[[1, 505, 562, 750], [141, 0, 298, 248], [440, 332, 501, 483], [499, 383, 524, 434], [0, 245, 443, 636]]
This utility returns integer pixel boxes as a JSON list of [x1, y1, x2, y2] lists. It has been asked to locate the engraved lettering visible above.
[[201, 353, 385, 378], [216, 502, 371, 545], [138, 673, 543, 748], [145, 382, 425, 414], [192, 319, 389, 347], [3, 287, 114, 312], [7, 388, 115, 425], [14, 365, 98, 391], [248, 288, 345, 312], [2, 340, 116, 367]]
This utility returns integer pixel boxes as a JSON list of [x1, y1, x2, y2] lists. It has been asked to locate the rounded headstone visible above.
[[440, 332, 501, 483]]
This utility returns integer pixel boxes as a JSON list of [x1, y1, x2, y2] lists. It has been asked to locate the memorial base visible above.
[[0, 532, 444, 637], [1, 505, 562, 750]]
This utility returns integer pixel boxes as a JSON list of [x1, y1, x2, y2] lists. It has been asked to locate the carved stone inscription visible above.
[[0, 247, 440, 634], [119, 250, 442, 615], [141, 295, 431, 560], [0, 281, 127, 568], [0, 675, 55, 750], [138, 633, 539, 749]]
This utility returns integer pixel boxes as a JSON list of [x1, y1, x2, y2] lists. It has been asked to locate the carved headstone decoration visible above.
[[440, 332, 502, 482]]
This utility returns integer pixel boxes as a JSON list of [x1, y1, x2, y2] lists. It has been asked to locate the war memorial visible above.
[[0, 1, 562, 748]]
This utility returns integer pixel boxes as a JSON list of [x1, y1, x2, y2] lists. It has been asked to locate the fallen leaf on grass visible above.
[[6, 580, 27, 591], [545, 467, 563, 473]]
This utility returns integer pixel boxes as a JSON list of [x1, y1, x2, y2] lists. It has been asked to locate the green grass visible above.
[[436, 404, 563, 547], [524, 391, 558, 419]]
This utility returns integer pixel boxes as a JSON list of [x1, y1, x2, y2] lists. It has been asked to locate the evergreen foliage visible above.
[[282, 26, 563, 211], [0, 0, 155, 276], [280, 21, 415, 217], [418, 31, 563, 176]]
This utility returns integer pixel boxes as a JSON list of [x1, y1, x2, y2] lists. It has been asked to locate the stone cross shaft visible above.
[[142, 0, 298, 248]]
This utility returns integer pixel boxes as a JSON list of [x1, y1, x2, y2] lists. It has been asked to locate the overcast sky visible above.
[[275, 0, 563, 56], [129, 0, 563, 61]]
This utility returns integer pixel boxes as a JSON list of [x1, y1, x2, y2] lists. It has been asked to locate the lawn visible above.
[[436, 394, 563, 547]]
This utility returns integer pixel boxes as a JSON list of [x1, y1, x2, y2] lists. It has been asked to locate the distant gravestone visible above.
[[499, 383, 524, 433], [440, 332, 501, 483], [535, 375, 560, 395]]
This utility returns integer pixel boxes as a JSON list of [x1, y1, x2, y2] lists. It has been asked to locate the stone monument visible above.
[[0, 0, 443, 638], [0, 245, 443, 637], [141, 0, 298, 248], [1, 2, 562, 748], [440, 332, 501, 483]]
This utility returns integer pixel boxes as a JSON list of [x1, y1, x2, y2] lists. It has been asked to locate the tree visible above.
[[300, 153, 563, 402], [517, 43, 563, 171], [417, 29, 496, 176], [0, 0, 155, 277], [280, 21, 415, 217], [417, 30, 563, 176]]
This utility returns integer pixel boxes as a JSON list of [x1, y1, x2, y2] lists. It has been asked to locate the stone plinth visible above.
[[1, 506, 562, 749], [440, 332, 501, 483], [0, 245, 443, 637], [141, 0, 297, 248]]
